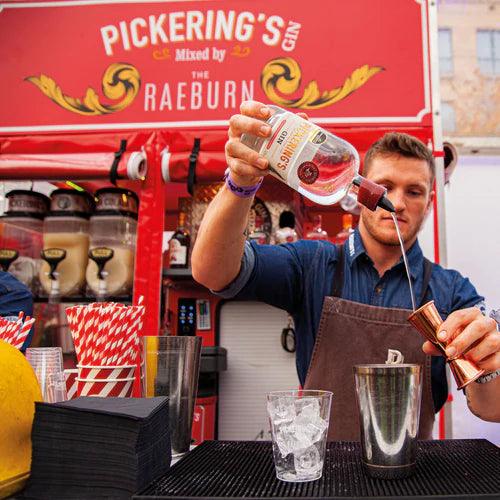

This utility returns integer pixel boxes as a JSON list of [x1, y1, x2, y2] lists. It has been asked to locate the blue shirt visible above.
[[0, 271, 34, 350], [215, 229, 484, 412]]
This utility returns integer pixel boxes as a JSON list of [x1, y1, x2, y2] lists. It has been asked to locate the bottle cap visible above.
[[342, 213, 353, 230]]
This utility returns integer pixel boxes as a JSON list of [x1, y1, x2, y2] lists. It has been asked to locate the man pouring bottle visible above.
[[191, 101, 500, 439]]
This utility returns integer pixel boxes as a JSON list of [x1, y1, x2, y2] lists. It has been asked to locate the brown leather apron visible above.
[[303, 245, 435, 441]]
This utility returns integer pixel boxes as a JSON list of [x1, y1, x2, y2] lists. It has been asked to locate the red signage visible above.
[[0, 0, 431, 133]]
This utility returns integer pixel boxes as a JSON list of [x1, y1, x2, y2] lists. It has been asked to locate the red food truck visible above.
[[0, 0, 449, 443]]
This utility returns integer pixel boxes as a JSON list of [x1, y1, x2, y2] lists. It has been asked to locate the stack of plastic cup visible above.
[[26, 347, 67, 403], [46, 371, 68, 403]]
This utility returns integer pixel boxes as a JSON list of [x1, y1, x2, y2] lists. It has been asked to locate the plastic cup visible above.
[[267, 390, 332, 482], [25, 347, 64, 402], [46, 371, 68, 403]]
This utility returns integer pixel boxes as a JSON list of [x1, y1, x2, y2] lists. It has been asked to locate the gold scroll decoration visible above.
[[25, 63, 140, 116], [261, 57, 383, 109]]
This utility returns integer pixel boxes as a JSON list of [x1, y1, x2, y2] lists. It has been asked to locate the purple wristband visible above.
[[224, 168, 263, 198]]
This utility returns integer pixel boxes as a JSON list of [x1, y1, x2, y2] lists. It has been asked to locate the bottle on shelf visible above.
[[169, 212, 191, 269], [248, 214, 270, 245], [241, 105, 394, 212], [305, 215, 329, 241], [333, 214, 355, 245], [274, 211, 298, 244]]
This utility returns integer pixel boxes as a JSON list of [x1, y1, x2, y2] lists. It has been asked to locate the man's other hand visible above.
[[422, 307, 500, 374]]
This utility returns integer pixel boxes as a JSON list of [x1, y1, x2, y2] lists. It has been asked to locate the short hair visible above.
[[363, 132, 435, 184]]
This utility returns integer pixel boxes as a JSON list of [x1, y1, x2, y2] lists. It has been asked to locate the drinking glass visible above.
[[142, 335, 201, 457], [267, 390, 332, 482]]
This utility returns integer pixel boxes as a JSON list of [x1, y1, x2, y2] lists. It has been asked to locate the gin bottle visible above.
[[305, 215, 329, 241], [241, 106, 394, 212]]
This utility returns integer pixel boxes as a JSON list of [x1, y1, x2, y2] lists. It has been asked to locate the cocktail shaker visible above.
[[354, 364, 422, 479]]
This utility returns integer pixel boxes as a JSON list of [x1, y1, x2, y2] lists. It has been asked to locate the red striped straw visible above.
[[13, 317, 35, 349], [65, 297, 145, 366], [0, 312, 35, 350]]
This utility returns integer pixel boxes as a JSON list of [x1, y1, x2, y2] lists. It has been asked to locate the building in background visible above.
[[438, 0, 500, 148], [437, 0, 499, 443]]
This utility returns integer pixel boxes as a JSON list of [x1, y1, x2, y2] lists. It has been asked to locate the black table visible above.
[[135, 439, 500, 499]]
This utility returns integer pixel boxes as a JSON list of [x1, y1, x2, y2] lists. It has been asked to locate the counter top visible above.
[[135, 439, 500, 499]]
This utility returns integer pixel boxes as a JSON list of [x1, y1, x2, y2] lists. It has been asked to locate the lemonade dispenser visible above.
[[86, 188, 138, 298], [1, 190, 49, 294], [39, 189, 94, 297]]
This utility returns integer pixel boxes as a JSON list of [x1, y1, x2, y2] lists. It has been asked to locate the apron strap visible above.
[[332, 245, 434, 306], [420, 257, 433, 307]]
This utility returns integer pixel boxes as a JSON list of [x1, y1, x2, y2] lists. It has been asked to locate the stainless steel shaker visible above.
[[353, 364, 423, 479]]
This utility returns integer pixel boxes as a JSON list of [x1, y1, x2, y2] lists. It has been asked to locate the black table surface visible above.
[[134, 439, 500, 500]]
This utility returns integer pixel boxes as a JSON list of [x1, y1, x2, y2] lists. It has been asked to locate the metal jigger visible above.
[[408, 301, 484, 389]]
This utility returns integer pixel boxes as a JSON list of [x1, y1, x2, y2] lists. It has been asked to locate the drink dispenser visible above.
[[1, 190, 49, 294], [39, 189, 93, 297], [86, 188, 138, 298]]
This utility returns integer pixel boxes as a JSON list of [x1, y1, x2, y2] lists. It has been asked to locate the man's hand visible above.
[[225, 100, 309, 186], [422, 307, 500, 373], [226, 100, 272, 186]]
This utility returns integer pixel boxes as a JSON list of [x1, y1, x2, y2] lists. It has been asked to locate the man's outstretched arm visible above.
[[191, 101, 272, 290]]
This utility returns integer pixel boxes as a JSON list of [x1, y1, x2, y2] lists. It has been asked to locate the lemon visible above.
[[0, 340, 42, 499]]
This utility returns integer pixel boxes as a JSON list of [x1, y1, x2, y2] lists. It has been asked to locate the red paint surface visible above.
[[1, 0, 430, 132]]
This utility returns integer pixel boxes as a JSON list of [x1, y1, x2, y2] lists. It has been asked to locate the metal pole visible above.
[[427, 0, 452, 439]]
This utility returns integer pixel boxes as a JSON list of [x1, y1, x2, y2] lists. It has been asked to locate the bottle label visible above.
[[169, 240, 187, 265], [258, 112, 322, 190]]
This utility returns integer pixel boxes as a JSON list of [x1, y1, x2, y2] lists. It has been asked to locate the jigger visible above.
[[408, 301, 484, 389]]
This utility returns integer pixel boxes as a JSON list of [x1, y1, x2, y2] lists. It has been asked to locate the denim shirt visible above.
[[0, 271, 34, 350], [215, 229, 484, 412]]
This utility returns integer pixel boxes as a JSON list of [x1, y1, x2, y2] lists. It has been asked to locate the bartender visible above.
[[191, 100, 500, 439]]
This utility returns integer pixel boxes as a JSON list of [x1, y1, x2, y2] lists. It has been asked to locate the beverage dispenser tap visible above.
[[0, 249, 19, 272], [41, 248, 66, 300], [88, 247, 114, 301]]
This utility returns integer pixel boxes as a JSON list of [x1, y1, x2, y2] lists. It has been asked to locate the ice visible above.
[[295, 414, 328, 443], [267, 398, 295, 426], [294, 445, 323, 477], [294, 397, 328, 444], [275, 423, 311, 457], [272, 399, 328, 458], [294, 397, 320, 415]]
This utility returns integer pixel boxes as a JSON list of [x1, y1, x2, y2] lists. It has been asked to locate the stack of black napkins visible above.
[[25, 396, 171, 499]]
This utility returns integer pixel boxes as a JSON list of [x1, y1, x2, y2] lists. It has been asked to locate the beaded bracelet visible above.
[[224, 168, 263, 198]]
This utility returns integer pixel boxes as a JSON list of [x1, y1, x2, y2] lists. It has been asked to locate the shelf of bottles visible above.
[[163, 181, 359, 279]]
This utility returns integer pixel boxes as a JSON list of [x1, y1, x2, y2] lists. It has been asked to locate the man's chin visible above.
[[370, 229, 403, 246], [374, 235, 401, 246]]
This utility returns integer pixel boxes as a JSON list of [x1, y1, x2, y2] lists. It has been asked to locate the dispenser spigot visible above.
[[89, 247, 114, 280], [41, 248, 67, 281], [0, 249, 19, 272]]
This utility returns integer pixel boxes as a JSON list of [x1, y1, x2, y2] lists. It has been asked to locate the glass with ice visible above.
[[267, 390, 332, 482]]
